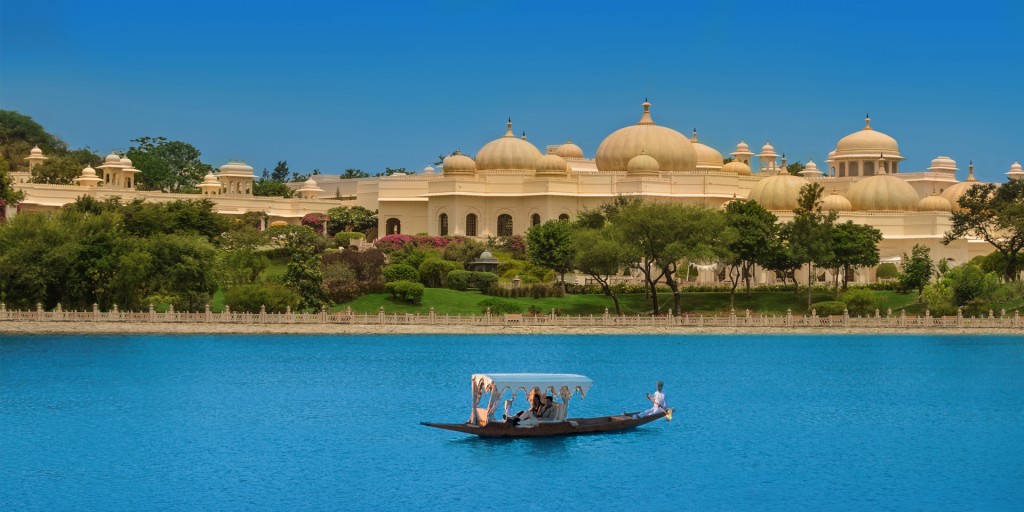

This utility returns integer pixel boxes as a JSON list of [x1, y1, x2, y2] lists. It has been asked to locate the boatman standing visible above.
[[639, 381, 666, 417]]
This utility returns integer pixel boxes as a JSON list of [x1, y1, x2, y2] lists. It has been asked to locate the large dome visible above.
[[940, 164, 980, 212], [442, 151, 477, 176], [475, 120, 543, 171], [834, 115, 901, 157], [690, 129, 724, 171], [847, 173, 920, 211], [595, 100, 697, 173], [747, 171, 809, 210]]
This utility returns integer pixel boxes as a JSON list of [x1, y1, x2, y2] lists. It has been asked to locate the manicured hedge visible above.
[[382, 263, 419, 283], [809, 301, 847, 316], [384, 280, 425, 303]]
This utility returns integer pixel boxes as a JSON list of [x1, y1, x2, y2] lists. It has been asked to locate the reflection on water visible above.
[[2, 334, 1023, 511]]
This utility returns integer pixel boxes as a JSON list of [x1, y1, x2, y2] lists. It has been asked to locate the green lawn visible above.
[[331, 288, 932, 316]]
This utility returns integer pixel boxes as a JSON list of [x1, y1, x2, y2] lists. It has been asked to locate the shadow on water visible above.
[[449, 425, 667, 458]]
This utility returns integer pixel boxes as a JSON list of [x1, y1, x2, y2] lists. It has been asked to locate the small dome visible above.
[[104, 152, 122, 164], [303, 177, 318, 187], [442, 151, 477, 176], [555, 139, 584, 159], [691, 130, 724, 170], [747, 171, 810, 210], [731, 140, 755, 161], [534, 154, 569, 177], [202, 172, 219, 184], [595, 100, 697, 173], [422, 166, 436, 174], [119, 157, 133, 167], [834, 115, 901, 157], [847, 174, 920, 211], [219, 161, 255, 175], [626, 153, 660, 177], [941, 164, 980, 212], [918, 194, 953, 212], [475, 119, 543, 171], [928, 156, 958, 174], [721, 160, 752, 176], [759, 142, 777, 155], [821, 190, 853, 212], [1007, 161, 1023, 181], [30, 145, 43, 156], [81, 166, 97, 177], [799, 160, 822, 177], [479, 251, 494, 259]]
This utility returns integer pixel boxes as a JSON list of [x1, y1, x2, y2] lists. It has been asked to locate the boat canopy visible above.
[[470, 373, 593, 424]]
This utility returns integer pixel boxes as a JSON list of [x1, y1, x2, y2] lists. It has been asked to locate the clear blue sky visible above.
[[2, 0, 1022, 182]]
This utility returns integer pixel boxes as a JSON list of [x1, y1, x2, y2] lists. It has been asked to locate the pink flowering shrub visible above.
[[301, 213, 328, 233], [375, 234, 455, 253]]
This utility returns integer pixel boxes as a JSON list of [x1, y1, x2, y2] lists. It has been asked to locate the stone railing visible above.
[[0, 303, 1020, 330]]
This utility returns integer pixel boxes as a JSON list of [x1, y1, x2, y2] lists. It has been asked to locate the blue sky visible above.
[[2, 0, 1022, 182]]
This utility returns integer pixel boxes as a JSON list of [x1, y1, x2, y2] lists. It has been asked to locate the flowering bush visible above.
[[301, 213, 328, 234], [375, 234, 454, 253]]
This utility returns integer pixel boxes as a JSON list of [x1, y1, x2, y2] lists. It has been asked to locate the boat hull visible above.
[[421, 410, 672, 438]]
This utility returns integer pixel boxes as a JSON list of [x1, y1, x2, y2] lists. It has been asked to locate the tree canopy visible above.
[[943, 179, 1024, 281], [526, 219, 574, 288], [126, 136, 213, 192]]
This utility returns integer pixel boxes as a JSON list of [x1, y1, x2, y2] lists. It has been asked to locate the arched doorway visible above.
[[385, 218, 401, 235], [558, 213, 570, 221], [497, 214, 513, 237], [531, 213, 541, 226]]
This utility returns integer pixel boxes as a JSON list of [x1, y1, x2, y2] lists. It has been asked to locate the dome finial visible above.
[[967, 161, 976, 182], [877, 153, 887, 175], [505, 118, 513, 137], [691, 128, 698, 142], [865, 113, 872, 130], [638, 98, 654, 125], [521, 131, 527, 141]]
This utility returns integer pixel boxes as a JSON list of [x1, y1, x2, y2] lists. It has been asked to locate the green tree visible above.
[[378, 167, 410, 176], [899, 244, 933, 297], [326, 205, 377, 235], [723, 199, 778, 300], [571, 226, 629, 315], [269, 225, 326, 309], [786, 161, 806, 176], [0, 156, 23, 204], [271, 161, 290, 182], [253, 179, 294, 197], [0, 110, 67, 169], [340, 168, 370, 179], [786, 183, 838, 308], [943, 178, 1024, 281], [526, 219, 574, 289], [922, 263, 1000, 315], [126, 136, 213, 192], [822, 221, 882, 294]]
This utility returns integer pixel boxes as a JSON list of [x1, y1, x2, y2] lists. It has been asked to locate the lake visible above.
[[2, 334, 1022, 511]]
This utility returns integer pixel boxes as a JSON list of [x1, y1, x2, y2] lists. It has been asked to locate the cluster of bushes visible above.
[[385, 280, 425, 303], [809, 289, 886, 316], [419, 259, 463, 288], [484, 284, 566, 299], [478, 298, 521, 314], [320, 249, 386, 303], [446, 270, 499, 291], [375, 234, 455, 253], [225, 284, 301, 313], [333, 232, 365, 248], [382, 263, 420, 283]]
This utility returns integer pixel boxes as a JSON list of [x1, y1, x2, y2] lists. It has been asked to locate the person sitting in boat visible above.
[[536, 395, 556, 420], [506, 390, 542, 426], [638, 381, 666, 417]]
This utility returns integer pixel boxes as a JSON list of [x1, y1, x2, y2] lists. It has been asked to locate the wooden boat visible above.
[[421, 373, 673, 438]]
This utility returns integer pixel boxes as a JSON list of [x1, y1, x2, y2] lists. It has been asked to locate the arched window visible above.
[[531, 213, 541, 226], [497, 214, 513, 237], [439, 213, 449, 236], [558, 213, 570, 221], [386, 218, 401, 235], [466, 213, 478, 237]]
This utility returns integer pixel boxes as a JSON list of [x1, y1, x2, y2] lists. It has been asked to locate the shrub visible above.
[[479, 298, 522, 314], [472, 271, 499, 290], [375, 234, 454, 253], [446, 270, 471, 291], [333, 231, 365, 248], [388, 246, 438, 270], [419, 258, 463, 288], [445, 270, 497, 291], [382, 263, 419, 283], [841, 288, 884, 316], [384, 280, 425, 303], [442, 238, 487, 266], [876, 262, 899, 280], [492, 235, 527, 259], [225, 284, 300, 313], [300, 213, 327, 233], [809, 301, 847, 316]]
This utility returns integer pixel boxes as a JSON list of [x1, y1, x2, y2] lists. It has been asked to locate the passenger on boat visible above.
[[638, 381, 666, 417], [506, 390, 543, 426], [536, 395, 555, 420]]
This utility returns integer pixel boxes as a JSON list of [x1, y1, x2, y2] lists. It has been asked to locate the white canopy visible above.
[[469, 373, 593, 424]]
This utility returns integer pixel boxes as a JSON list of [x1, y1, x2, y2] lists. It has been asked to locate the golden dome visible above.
[[626, 153, 660, 177], [81, 166, 98, 178], [721, 160, 752, 176], [201, 172, 219, 184], [847, 172, 920, 211], [442, 151, 477, 176], [918, 193, 953, 212], [821, 190, 853, 212], [691, 129, 724, 170], [555, 139, 584, 159], [595, 100, 697, 173], [30, 145, 43, 156], [1007, 161, 1023, 181], [119, 157, 133, 167], [475, 119, 543, 171], [534, 154, 569, 177], [103, 152, 121, 164], [834, 115, 901, 157], [799, 160, 823, 178], [747, 170, 809, 210], [928, 156, 958, 174], [940, 163, 980, 211], [219, 161, 255, 175]]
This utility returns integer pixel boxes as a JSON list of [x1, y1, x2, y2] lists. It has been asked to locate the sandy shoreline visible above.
[[0, 321, 1020, 336]]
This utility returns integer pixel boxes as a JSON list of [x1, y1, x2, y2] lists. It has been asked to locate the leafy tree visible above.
[[253, 178, 294, 197], [943, 178, 1024, 281], [30, 148, 101, 184], [326, 205, 377, 235], [271, 161, 290, 182], [120, 198, 228, 243], [340, 168, 370, 179], [922, 263, 1000, 315], [876, 262, 899, 280], [763, 236, 802, 294], [0, 110, 67, 168], [724, 200, 778, 301], [377, 167, 410, 176], [786, 183, 837, 308], [433, 150, 463, 167], [822, 221, 882, 294], [126, 136, 213, 192], [268, 225, 326, 310], [442, 238, 486, 266], [571, 226, 630, 315], [840, 288, 883, 316], [899, 244, 933, 297], [0, 156, 23, 204], [786, 161, 806, 176], [526, 219, 574, 289]]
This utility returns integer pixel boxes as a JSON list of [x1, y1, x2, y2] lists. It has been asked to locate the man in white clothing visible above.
[[638, 381, 666, 417]]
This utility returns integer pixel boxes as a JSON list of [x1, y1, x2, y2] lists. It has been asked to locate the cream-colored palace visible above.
[[10, 101, 1024, 285]]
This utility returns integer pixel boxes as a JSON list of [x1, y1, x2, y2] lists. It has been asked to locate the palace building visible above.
[[9, 100, 1023, 284]]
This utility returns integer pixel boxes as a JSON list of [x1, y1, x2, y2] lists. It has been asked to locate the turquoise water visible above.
[[2, 334, 1023, 511]]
